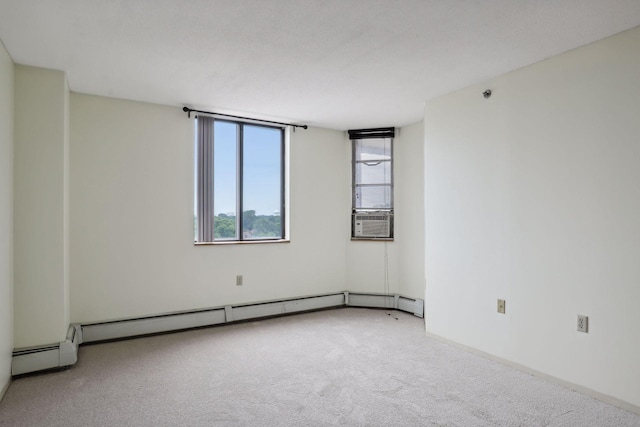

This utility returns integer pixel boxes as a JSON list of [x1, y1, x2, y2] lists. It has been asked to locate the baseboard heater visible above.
[[11, 292, 424, 375], [346, 293, 425, 316], [11, 324, 81, 376]]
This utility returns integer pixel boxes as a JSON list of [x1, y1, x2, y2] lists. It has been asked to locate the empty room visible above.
[[1, 1, 640, 425]]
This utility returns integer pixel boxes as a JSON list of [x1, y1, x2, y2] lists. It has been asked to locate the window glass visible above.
[[355, 139, 391, 162], [242, 125, 282, 239], [213, 121, 238, 240], [355, 161, 391, 185], [353, 137, 393, 211], [195, 118, 285, 243], [354, 186, 392, 209]]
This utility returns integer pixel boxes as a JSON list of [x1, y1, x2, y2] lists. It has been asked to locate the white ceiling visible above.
[[1, 1, 640, 130]]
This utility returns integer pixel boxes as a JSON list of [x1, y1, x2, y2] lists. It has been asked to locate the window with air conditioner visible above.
[[350, 127, 394, 240]]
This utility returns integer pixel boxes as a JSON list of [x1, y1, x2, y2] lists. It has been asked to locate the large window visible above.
[[350, 127, 394, 239], [195, 116, 285, 243]]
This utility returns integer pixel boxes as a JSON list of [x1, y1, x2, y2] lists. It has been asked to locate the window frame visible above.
[[350, 127, 395, 240], [194, 116, 287, 244], [352, 139, 394, 211]]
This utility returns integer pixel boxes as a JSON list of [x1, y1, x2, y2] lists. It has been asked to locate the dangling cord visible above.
[[384, 241, 398, 319]]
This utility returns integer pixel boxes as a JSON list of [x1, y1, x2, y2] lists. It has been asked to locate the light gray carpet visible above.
[[1, 308, 638, 426]]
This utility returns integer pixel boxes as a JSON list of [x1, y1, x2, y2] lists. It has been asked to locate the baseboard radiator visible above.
[[11, 291, 424, 375], [11, 324, 81, 376]]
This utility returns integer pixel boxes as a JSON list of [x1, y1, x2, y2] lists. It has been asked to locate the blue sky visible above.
[[213, 121, 282, 216]]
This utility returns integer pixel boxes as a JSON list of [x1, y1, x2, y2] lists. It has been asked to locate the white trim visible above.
[[11, 324, 80, 376], [10, 292, 424, 376], [80, 292, 423, 345], [346, 292, 424, 317]]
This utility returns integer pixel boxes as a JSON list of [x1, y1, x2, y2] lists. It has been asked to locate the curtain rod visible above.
[[182, 107, 308, 129]]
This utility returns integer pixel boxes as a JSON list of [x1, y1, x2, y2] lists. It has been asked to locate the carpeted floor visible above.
[[0, 308, 638, 426]]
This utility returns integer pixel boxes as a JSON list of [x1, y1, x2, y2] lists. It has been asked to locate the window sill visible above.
[[194, 239, 290, 246], [350, 237, 394, 242]]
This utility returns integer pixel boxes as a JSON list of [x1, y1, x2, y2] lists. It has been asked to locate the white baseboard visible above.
[[426, 331, 640, 416], [347, 292, 424, 317], [81, 292, 423, 344], [12, 292, 424, 375], [11, 324, 81, 376]]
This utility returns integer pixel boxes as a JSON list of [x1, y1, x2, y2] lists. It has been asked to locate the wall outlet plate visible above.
[[497, 299, 506, 314], [236, 275, 243, 286], [577, 314, 588, 333]]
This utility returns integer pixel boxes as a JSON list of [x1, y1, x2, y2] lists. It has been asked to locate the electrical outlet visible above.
[[497, 299, 506, 314], [577, 315, 588, 333], [236, 275, 243, 286]]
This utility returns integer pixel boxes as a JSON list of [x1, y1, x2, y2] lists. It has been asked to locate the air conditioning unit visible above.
[[353, 212, 392, 238]]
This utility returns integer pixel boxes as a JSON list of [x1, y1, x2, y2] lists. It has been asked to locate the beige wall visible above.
[[13, 65, 70, 348], [0, 59, 426, 360], [424, 26, 640, 408], [69, 93, 425, 324], [345, 122, 425, 299], [69, 94, 351, 323], [0, 40, 14, 398], [396, 121, 425, 300], [346, 172, 401, 296]]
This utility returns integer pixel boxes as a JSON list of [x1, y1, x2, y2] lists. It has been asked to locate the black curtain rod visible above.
[[182, 107, 308, 129]]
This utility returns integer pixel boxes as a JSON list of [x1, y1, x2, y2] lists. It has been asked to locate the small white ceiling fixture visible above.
[[1, 1, 639, 130]]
